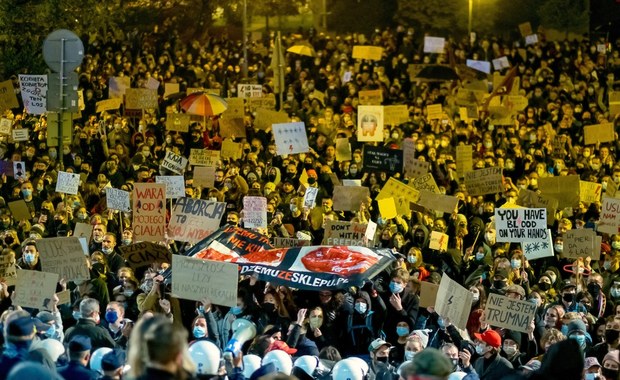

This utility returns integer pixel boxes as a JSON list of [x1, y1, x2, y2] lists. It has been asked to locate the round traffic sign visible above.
[[42, 29, 84, 73]]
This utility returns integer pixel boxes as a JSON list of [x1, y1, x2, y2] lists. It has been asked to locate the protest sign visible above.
[[419, 282, 440, 308], [106, 188, 131, 212], [322, 221, 371, 247], [133, 183, 166, 241], [172, 255, 238, 306], [521, 229, 554, 261], [14, 270, 59, 310], [492, 56, 511, 71], [8, 200, 30, 221], [254, 108, 289, 130], [423, 36, 445, 53], [37, 237, 89, 281], [485, 293, 536, 333], [563, 228, 599, 260], [238, 84, 263, 98], [303, 187, 319, 209], [376, 177, 420, 216], [417, 191, 459, 214], [357, 106, 384, 142], [273, 122, 310, 155], [55, 171, 80, 195], [436, 273, 472, 329], [221, 140, 243, 160], [464, 167, 504, 196], [502, 95, 528, 115], [108, 77, 130, 98], [0, 80, 18, 111], [584, 123, 615, 145], [525, 34, 538, 45], [466, 60, 491, 74], [495, 208, 548, 243], [429, 231, 449, 251], [333, 186, 370, 212], [580, 181, 602, 204], [456, 145, 473, 178], [335, 138, 352, 161], [145, 77, 160, 90], [609, 92, 620, 117], [363, 145, 403, 173], [125, 88, 158, 109], [402, 138, 415, 171], [56, 290, 71, 306], [342, 180, 362, 186], [358, 90, 383, 105], [517, 189, 558, 224], [606, 180, 618, 199], [169, 197, 225, 243], [219, 117, 246, 138], [384, 105, 409, 125], [194, 166, 216, 188], [12, 128, 29, 142], [189, 149, 220, 167], [599, 197, 620, 235], [165, 113, 191, 132], [19, 75, 47, 115], [378, 197, 397, 219], [95, 98, 123, 113], [223, 97, 245, 119], [426, 104, 443, 120], [119, 242, 172, 269], [538, 175, 580, 209], [73, 223, 93, 242], [405, 159, 430, 179], [161, 150, 188, 174], [272, 237, 312, 248], [13, 161, 25, 181], [243, 196, 268, 229], [0, 118, 11, 135], [519, 22, 533, 37], [248, 95, 276, 111], [352, 46, 384, 61], [156, 175, 185, 198], [365, 220, 377, 241], [0, 255, 16, 285], [163, 83, 180, 99]]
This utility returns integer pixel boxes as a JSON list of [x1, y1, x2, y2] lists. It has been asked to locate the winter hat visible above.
[[567, 319, 587, 337], [410, 329, 431, 348]]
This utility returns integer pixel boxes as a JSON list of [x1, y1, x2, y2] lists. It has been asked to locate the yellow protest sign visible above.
[[384, 105, 409, 125], [352, 46, 384, 61], [456, 145, 473, 178], [164, 83, 180, 99], [519, 22, 533, 37], [254, 108, 288, 130], [410, 173, 439, 193], [376, 177, 420, 216], [377, 197, 397, 219], [0, 80, 19, 111], [426, 104, 443, 120], [221, 140, 243, 160], [538, 175, 580, 209], [584, 123, 615, 145], [609, 91, 620, 117], [358, 90, 383, 105], [125, 88, 158, 110], [165, 113, 191, 132], [580, 180, 603, 204], [96, 98, 122, 113]]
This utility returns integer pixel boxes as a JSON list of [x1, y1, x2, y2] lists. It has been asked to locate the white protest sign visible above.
[[303, 187, 319, 209], [365, 220, 377, 241], [429, 231, 449, 251], [161, 150, 188, 174], [169, 197, 226, 243], [238, 84, 263, 98], [272, 122, 310, 156], [172, 255, 238, 307], [484, 293, 537, 333], [243, 196, 267, 228], [435, 273, 472, 330], [12, 129, 29, 142], [156, 176, 185, 198], [342, 179, 362, 186], [424, 36, 446, 53], [466, 59, 491, 74], [599, 197, 620, 235], [492, 56, 511, 71], [495, 208, 548, 243], [0, 118, 11, 135], [19, 75, 48, 115], [55, 171, 80, 195], [106, 188, 130, 212], [521, 229, 554, 261], [525, 34, 538, 46]]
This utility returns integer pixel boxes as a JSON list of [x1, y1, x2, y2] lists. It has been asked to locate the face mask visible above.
[[605, 329, 619, 344], [570, 334, 586, 348], [484, 142, 493, 149], [529, 298, 541, 307], [389, 281, 404, 294], [591, 164, 601, 171], [511, 259, 522, 269], [476, 252, 485, 261], [603, 368, 619, 379], [396, 326, 410, 337], [309, 316, 322, 329], [123, 290, 134, 297], [355, 302, 368, 314], [21, 189, 32, 197], [611, 288, 620, 298], [472, 293, 480, 302], [193, 326, 206, 338], [24, 253, 35, 264], [122, 239, 132, 245], [45, 324, 56, 338], [604, 261, 613, 271], [102, 247, 113, 255], [537, 282, 550, 291], [72, 311, 82, 321], [290, 205, 298, 213], [563, 293, 575, 303], [105, 310, 119, 324], [503, 345, 517, 356], [485, 232, 496, 245], [262, 303, 276, 313], [231, 306, 243, 315], [554, 243, 563, 252], [407, 256, 417, 264], [404, 351, 415, 361], [612, 242, 620, 250], [584, 373, 597, 380], [475, 344, 485, 355], [375, 356, 388, 364], [437, 317, 445, 328], [494, 280, 507, 290], [505, 163, 515, 170], [587, 282, 601, 298]]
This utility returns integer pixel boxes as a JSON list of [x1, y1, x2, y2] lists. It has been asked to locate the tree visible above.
[[537, 0, 589, 37]]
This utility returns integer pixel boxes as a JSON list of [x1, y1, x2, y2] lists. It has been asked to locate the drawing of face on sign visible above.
[[360, 114, 377, 137]]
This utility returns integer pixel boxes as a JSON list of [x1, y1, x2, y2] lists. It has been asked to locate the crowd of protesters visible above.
[[0, 17, 618, 380]]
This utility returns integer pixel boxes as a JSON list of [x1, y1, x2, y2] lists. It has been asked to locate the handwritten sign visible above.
[[194, 166, 216, 188], [238, 84, 263, 98], [358, 90, 383, 105], [423, 36, 445, 53], [456, 145, 473, 178], [363, 145, 403, 173], [106, 188, 130, 212], [563, 228, 599, 260], [495, 208, 548, 243], [599, 197, 620, 235], [119, 242, 172, 269], [384, 105, 409, 125], [272, 237, 312, 248], [492, 56, 511, 71], [96, 98, 123, 113], [37, 237, 89, 281], [125, 88, 158, 109], [0, 118, 11, 135], [584, 123, 615, 145], [73, 223, 93, 242], [133, 183, 166, 241], [248, 95, 276, 111], [322, 221, 371, 247], [352, 46, 384, 61], [14, 270, 59, 310], [485, 293, 536, 333], [464, 167, 503, 196], [0, 255, 16, 285], [165, 113, 191, 132], [243, 196, 268, 229], [189, 149, 220, 167], [19, 75, 47, 115], [161, 150, 188, 174], [429, 231, 449, 251], [169, 197, 225, 243], [12, 128, 29, 142], [172, 255, 238, 307], [410, 173, 440, 193], [427, 104, 443, 120], [405, 159, 430, 179], [273, 122, 310, 155], [221, 140, 243, 160], [436, 273, 472, 330], [376, 177, 420, 216], [55, 171, 80, 195], [333, 186, 370, 212], [521, 229, 554, 261], [517, 189, 558, 224], [580, 181, 603, 204], [156, 176, 185, 198]]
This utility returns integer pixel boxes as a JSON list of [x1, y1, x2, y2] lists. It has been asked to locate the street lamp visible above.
[[468, 0, 473, 43]]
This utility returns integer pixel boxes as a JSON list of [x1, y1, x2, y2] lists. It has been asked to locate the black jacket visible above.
[[64, 318, 116, 350]]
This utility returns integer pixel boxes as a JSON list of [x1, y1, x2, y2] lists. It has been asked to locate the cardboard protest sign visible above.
[[333, 185, 370, 212], [584, 123, 615, 145], [485, 293, 536, 333], [161, 150, 188, 174], [169, 197, 225, 243], [342, 180, 361, 187], [405, 159, 430, 179], [223, 97, 245, 119], [156, 176, 185, 198], [37, 237, 89, 280], [580, 181, 602, 204], [517, 189, 558, 224], [609, 91, 620, 117], [108, 77, 130, 98], [221, 140, 243, 160], [429, 231, 449, 251], [377, 197, 397, 219], [189, 149, 220, 167], [464, 167, 504, 196], [402, 138, 415, 171], [55, 171, 80, 195], [0, 118, 11, 135], [352, 46, 384, 61], [417, 191, 459, 214], [303, 187, 319, 209], [145, 77, 160, 90], [220, 117, 246, 138], [358, 90, 383, 105], [419, 281, 440, 308], [423, 36, 445, 53], [606, 180, 618, 199], [436, 273, 472, 329], [19, 75, 47, 115], [384, 105, 409, 125], [106, 188, 131, 212], [8, 200, 30, 221], [599, 197, 620, 235], [243, 196, 268, 229], [163, 83, 180, 99], [55, 289, 71, 305], [0, 80, 18, 111], [363, 146, 403, 174], [376, 177, 420, 216], [96, 98, 123, 113], [525, 34, 538, 46], [357, 106, 384, 142], [238, 84, 263, 98], [502, 95, 528, 115], [172, 255, 238, 306], [456, 145, 473, 178], [165, 113, 191, 132], [125, 88, 158, 109], [0, 255, 16, 285], [521, 229, 554, 261], [273, 122, 310, 155], [335, 138, 352, 161], [322, 220, 371, 247], [495, 208, 548, 243], [13, 270, 59, 310], [133, 183, 166, 241], [519, 22, 533, 37], [118, 242, 172, 269], [426, 104, 443, 120], [73, 223, 93, 242], [272, 237, 312, 248], [11, 128, 29, 142], [538, 175, 580, 209], [248, 95, 276, 111], [563, 228, 599, 260], [194, 166, 216, 188], [466, 60, 491, 74]]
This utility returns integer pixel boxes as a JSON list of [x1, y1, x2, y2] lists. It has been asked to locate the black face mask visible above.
[[605, 329, 620, 344], [562, 293, 575, 303], [494, 280, 507, 290], [262, 303, 276, 314], [602, 368, 618, 379], [375, 356, 388, 363], [587, 282, 601, 298], [538, 282, 551, 291]]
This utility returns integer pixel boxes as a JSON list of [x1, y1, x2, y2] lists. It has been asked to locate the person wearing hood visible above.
[[0, 315, 37, 379], [389, 316, 413, 365], [587, 317, 620, 364], [565, 319, 590, 352], [527, 339, 584, 380], [343, 290, 386, 356], [601, 349, 620, 380]]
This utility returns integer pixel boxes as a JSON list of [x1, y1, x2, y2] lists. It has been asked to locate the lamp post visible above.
[[468, 0, 473, 44], [242, 0, 248, 78]]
